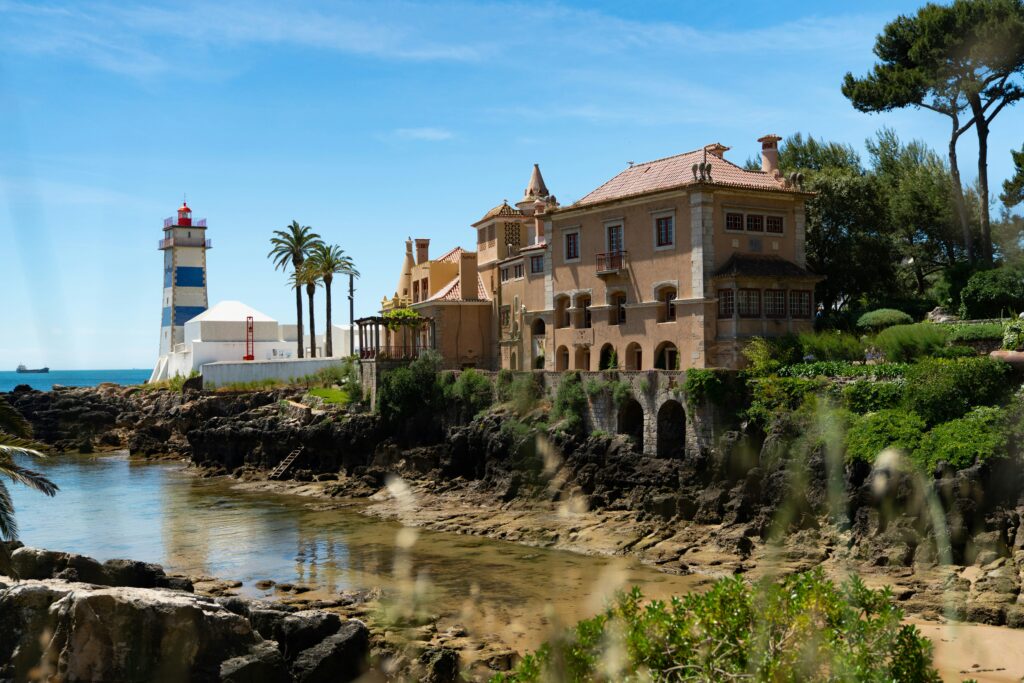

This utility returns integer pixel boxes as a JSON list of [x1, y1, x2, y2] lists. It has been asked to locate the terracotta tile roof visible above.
[[572, 147, 790, 207], [435, 246, 466, 263], [711, 253, 819, 279], [423, 273, 490, 302], [478, 201, 523, 223]]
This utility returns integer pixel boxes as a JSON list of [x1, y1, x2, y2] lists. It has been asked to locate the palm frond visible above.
[[0, 455, 58, 497], [0, 396, 32, 439], [0, 433, 48, 456], [0, 480, 17, 542]]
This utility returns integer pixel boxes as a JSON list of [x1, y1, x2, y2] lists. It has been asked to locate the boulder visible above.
[[291, 620, 369, 683], [219, 640, 290, 683]]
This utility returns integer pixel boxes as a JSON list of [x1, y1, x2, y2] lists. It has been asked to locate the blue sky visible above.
[[2, 0, 1023, 369]]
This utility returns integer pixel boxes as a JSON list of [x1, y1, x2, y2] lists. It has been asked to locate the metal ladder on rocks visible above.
[[268, 446, 304, 480]]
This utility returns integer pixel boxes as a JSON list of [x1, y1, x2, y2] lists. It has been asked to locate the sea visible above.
[[0, 369, 151, 393]]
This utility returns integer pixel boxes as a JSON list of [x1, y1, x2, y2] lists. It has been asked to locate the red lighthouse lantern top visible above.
[[177, 201, 192, 227]]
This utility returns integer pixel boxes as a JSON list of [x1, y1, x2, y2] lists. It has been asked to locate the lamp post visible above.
[[348, 272, 355, 356]]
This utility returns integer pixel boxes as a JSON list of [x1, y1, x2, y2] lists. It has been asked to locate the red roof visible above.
[[178, 201, 191, 213], [435, 246, 466, 264], [423, 273, 490, 302], [572, 147, 790, 207]]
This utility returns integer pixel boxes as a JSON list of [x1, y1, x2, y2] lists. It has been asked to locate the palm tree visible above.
[[291, 263, 321, 358], [309, 243, 359, 357], [0, 396, 57, 574], [268, 221, 322, 358]]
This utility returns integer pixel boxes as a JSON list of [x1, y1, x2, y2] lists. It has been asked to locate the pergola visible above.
[[355, 313, 436, 360]]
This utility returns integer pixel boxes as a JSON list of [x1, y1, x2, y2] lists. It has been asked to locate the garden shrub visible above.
[[376, 350, 444, 436], [779, 361, 909, 379], [495, 368, 515, 402], [873, 323, 949, 362], [746, 376, 825, 427], [915, 406, 1009, 471], [508, 374, 543, 416], [857, 308, 913, 331], [683, 368, 726, 407], [799, 331, 865, 362], [929, 344, 976, 359], [1003, 320, 1024, 351], [609, 379, 633, 408], [447, 369, 494, 418], [583, 377, 607, 398], [492, 568, 940, 683], [743, 335, 800, 376], [552, 372, 587, 434], [948, 322, 1005, 342], [959, 267, 1024, 319], [842, 380, 904, 414], [845, 409, 926, 464], [903, 357, 1011, 426]]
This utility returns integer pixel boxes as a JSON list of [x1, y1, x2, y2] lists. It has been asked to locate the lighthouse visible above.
[[157, 201, 210, 356]]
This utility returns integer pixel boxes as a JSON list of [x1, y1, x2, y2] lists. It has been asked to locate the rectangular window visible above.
[[790, 290, 812, 318], [766, 215, 784, 234], [500, 306, 511, 327], [565, 232, 579, 261], [765, 289, 786, 318], [718, 288, 735, 317], [726, 212, 744, 231], [746, 214, 764, 232], [504, 223, 521, 250], [486, 225, 496, 243], [413, 280, 420, 303], [655, 215, 674, 247], [606, 224, 623, 253], [530, 254, 544, 273], [500, 267, 510, 283], [738, 289, 761, 318], [513, 263, 524, 279]]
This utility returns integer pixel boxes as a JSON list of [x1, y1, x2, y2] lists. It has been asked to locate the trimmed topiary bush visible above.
[[959, 267, 1024, 319], [872, 323, 949, 362], [857, 308, 913, 331], [799, 331, 865, 362], [948, 322, 1005, 342], [492, 569, 941, 683], [845, 409, 926, 464], [903, 357, 1011, 426]]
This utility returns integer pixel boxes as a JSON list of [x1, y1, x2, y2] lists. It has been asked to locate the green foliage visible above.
[[495, 368, 515, 402], [683, 368, 725, 407], [609, 380, 633, 408], [447, 369, 494, 418], [1003, 320, 1024, 351], [583, 377, 607, 398], [381, 306, 422, 328], [916, 406, 1009, 471], [959, 268, 1024, 319], [508, 374, 543, 416], [492, 569, 940, 683], [843, 381, 905, 414], [930, 344, 976, 359], [307, 387, 351, 406], [799, 331, 865, 362], [552, 372, 587, 435], [747, 377, 825, 427], [845, 409, 926, 464], [742, 335, 802, 376], [857, 308, 913, 330], [376, 351, 444, 435], [873, 323, 949, 362], [779, 361, 909, 379], [903, 357, 1011, 426], [1003, 143, 1024, 208], [948, 322, 1005, 342]]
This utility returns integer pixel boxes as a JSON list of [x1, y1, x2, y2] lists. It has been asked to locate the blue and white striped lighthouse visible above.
[[158, 201, 210, 355]]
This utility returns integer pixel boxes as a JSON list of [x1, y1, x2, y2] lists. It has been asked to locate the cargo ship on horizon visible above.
[[16, 364, 49, 374]]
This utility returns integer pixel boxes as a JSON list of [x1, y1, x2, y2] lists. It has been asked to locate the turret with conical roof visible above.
[[516, 163, 555, 214]]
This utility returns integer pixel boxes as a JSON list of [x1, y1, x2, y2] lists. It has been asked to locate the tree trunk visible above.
[[969, 95, 993, 265], [307, 285, 317, 359], [294, 282, 304, 359], [349, 274, 355, 357], [948, 133, 974, 263], [324, 274, 333, 357]]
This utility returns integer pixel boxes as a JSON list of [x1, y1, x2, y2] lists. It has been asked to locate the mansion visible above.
[[373, 135, 821, 372]]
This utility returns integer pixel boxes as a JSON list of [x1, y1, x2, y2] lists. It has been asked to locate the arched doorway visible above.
[[599, 343, 617, 370], [656, 399, 686, 459], [625, 342, 642, 371], [555, 345, 569, 371], [531, 318, 546, 336], [617, 398, 644, 451], [654, 342, 678, 370], [574, 346, 591, 371], [531, 318, 546, 369]]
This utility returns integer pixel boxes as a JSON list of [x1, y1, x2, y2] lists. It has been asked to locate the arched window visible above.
[[656, 287, 677, 323], [577, 295, 592, 329], [625, 342, 642, 371], [555, 345, 570, 371], [510, 351, 518, 370], [654, 341, 678, 370], [555, 297, 571, 329], [531, 318, 546, 336], [609, 292, 627, 325], [574, 346, 591, 370], [599, 343, 617, 370]]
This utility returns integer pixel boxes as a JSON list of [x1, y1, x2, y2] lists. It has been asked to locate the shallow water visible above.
[[9, 452, 704, 650]]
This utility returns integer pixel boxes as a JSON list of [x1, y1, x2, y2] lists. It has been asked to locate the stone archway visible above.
[[617, 398, 644, 452], [656, 399, 686, 459], [599, 343, 617, 370], [654, 342, 678, 370]]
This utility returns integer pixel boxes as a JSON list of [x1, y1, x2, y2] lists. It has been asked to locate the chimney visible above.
[[414, 238, 430, 264], [705, 143, 729, 159], [459, 251, 478, 301], [758, 134, 782, 176]]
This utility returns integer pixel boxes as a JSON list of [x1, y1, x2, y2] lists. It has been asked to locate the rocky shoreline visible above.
[[8, 382, 1024, 635]]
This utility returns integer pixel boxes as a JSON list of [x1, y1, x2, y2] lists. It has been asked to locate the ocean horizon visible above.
[[0, 369, 152, 393]]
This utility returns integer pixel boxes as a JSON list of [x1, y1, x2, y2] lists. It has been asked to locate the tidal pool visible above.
[[10, 452, 705, 650]]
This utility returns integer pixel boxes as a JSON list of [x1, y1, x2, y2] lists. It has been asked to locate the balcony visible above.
[[164, 217, 208, 228], [158, 237, 213, 250], [596, 250, 628, 276]]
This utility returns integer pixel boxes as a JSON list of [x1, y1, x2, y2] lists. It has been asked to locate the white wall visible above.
[[202, 358, 346, 388]]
